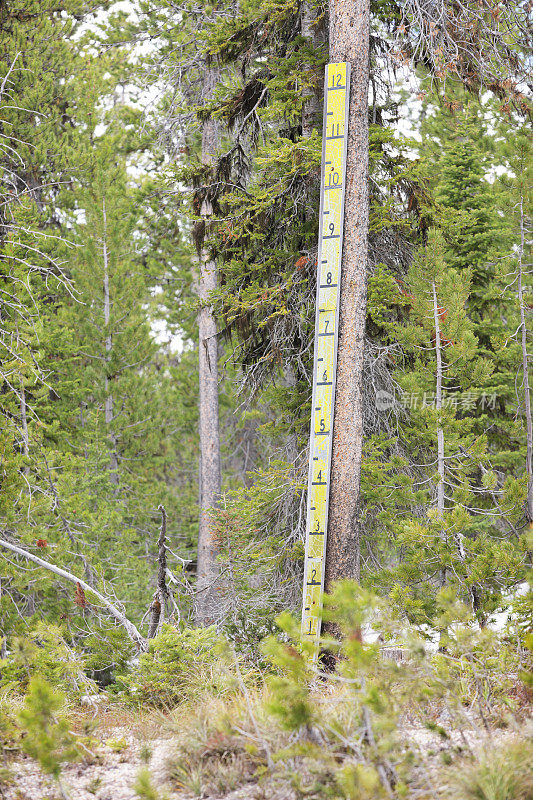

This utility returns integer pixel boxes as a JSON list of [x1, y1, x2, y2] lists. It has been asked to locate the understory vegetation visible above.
[[0, 0, 531, 798]]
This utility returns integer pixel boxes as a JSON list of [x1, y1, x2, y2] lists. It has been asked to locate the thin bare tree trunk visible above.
[[432, 282, 445, 520], [15, 327, 30, 477], [432, 280, 449, 591], [325, 0, 370, 591], [0, 537, 145, 650], [102, 198, 119, 486], [20, 383, 29, 453], [195, 66, 223, 626], [0, 577, 6, 660], [148, 505, 171, 638], [517, 194, 533, 523], [20, 382, 29, 476]]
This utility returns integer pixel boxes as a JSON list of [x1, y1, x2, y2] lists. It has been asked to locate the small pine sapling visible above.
[[18, 677, 78, 797]]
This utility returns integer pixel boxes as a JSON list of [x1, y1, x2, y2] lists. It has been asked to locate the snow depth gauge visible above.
[[301, 62, 350, 657]]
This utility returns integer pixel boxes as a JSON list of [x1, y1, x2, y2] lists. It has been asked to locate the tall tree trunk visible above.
[[102, 198, 119, 486], [432, 280, 448, 590], [325, 0, 370, 591], [518, 193, 533, 523], [301, 1, 323, 139], [195, 65, 223, 626], [15, 327, 30, 477], [432, 281, 445, 521]]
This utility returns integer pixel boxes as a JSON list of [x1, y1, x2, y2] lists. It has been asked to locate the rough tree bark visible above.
[[194, 65, 223, 626], [325, 0, 370, 592]]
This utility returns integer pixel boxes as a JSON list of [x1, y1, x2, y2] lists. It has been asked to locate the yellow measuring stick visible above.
[[301, 63, 350, 657]]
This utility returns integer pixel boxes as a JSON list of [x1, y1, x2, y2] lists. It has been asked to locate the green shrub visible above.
[[508, 576, 533, 649], [0, 687, 22, 756], [118, 624, 239, 707], [430, 591, 530, 720], [0, 623, 98, 697], [106, 736, 128, 753], [18, 676, 78, 780], [164, 582, 531, 800], [224, 608, 282, 670], [83, 625, 133, 689], [134, 767, 167, 800]]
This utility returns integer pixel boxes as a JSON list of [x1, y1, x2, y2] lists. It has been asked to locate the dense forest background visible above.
[[0, 2, 531, 799]]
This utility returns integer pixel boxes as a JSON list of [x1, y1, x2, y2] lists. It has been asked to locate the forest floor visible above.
[[3, 702, 529, 800], [4, 713, 275, 800], [4, 707, 176, 800]]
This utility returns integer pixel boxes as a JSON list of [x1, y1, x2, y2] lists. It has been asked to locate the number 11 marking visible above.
[[301, 63, 351, 660]]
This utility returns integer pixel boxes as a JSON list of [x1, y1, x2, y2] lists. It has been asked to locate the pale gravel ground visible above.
[[5, 727, 178, 800], [3, 717, 523, 800]]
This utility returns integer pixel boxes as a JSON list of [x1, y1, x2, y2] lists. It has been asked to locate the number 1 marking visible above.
[[301, 63, 351, 660]]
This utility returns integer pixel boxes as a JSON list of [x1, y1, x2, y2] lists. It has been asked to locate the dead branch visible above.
[[147, 505, 172, 639], [0, 537, 146, 651]]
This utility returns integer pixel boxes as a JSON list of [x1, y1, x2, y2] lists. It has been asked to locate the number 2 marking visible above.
[[302, 63, 350, 656]]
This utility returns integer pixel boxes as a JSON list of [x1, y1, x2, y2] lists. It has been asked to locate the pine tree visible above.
[[418, 94, 530, 527], [0, 0, 112, 640], [0, 2, 199, 644], [495, 127, 533, 524], [371, 232, 523, 624]]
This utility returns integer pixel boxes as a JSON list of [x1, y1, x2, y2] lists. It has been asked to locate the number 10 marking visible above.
[[301, 63, 351, 660]]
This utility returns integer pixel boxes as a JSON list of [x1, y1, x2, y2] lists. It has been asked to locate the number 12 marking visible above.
[[301, 63, 351, 660]]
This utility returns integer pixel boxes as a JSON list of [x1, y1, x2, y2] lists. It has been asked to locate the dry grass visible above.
[[161, 680, 533, 800], [69, 703, 168, 741], [165, 692, 273, 797], [443, 730, 533, 800]]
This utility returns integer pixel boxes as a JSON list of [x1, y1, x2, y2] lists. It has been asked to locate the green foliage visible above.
[[18, 677, 78, 779], [509, 576, 533, 646], [363, 229, 525, 624], [0, 625, 98, 697], [83, 626, 133, 689], [224, 610, 282, 671], [0, 689, 22, 757], [134, 767, 167, 800], [0, 0, 531, 765], [212, 462, 306, 636], [0, 0, 199, 655], [168, 582, 532, 800], [261, 612, 315, 730], [119, 625, 237, 707]]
